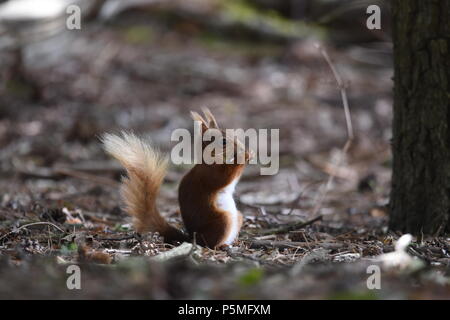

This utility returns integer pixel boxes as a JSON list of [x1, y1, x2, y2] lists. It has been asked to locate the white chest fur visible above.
[[216, 177, 240, 245]]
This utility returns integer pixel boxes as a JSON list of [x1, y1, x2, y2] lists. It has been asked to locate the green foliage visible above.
[[221, 0, 325, 39], [60, 242, 78, 255], [198, 32, 283, 57], [123, 25, 154, 45], [238, 267, 264, 286], [114, 223, 132, 232]]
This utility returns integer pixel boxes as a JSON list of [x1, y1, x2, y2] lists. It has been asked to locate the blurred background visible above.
[[0, 0, 392, 201], [0, 0, 410, 299]]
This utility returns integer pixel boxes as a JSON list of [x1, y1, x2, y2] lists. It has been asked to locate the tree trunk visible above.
[[389, 1, 450, 235]]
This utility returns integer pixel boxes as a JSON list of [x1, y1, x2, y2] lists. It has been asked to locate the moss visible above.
[[5, 79, 35, 99], [238, 267, 264, 286], [122, 25, 154, 45], [198, 32, 283, 57], [60, 242, 78, 255], [220, 0, 325, 40]]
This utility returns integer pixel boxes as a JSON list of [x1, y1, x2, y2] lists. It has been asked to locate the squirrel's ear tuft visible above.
[[190, 111, 206, 124], [191, 111, 209, 133], [202, 107, 219, 129]]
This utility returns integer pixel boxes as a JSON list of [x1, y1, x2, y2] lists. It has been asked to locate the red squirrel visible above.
[[102, 109, 252, 248]]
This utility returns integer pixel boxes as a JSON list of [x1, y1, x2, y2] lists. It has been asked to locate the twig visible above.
[[224, 247, 279, 267], [248, 240, 344, 250], [319, 47, 354, 141], [249, 240, 305, 250], [310, 45, 354, 217], [55, 168, 119, 187], [253, 234, 277, 241], [0, 222, 66, 242], [252, 215, 323, 236], [408, 246, 432, 264], [15, 165, 119, 187], [95, 234, 136, 241], [286, 181, 321, 215]]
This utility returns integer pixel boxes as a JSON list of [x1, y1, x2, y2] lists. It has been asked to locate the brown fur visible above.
[[179, 162, 245, 248]]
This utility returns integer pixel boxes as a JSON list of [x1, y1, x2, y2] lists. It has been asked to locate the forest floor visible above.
[[0, 2, 449, 299]]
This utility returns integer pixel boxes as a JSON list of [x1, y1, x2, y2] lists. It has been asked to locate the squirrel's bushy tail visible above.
[[102, 132, 187, 243]]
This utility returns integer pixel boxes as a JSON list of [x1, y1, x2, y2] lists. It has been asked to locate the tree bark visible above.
[[389, 0, 450, 235]]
